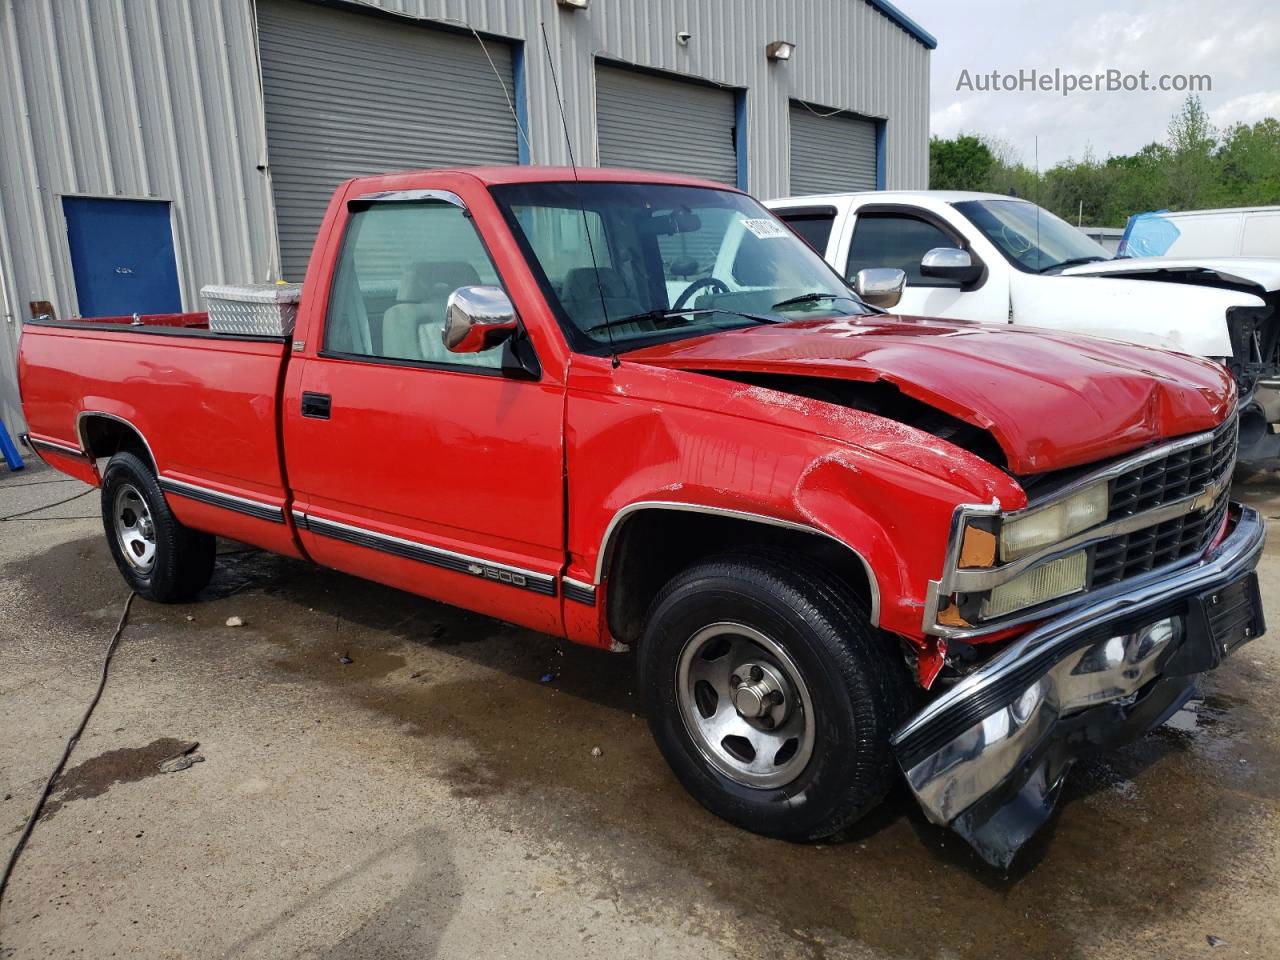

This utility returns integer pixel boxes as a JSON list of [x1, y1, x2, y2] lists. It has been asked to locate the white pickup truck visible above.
[[765, 190, 1280, 465]]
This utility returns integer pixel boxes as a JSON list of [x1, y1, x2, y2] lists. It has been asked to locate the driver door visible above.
[[842, 207, 1007, 322], [282, 194, 566, 636]]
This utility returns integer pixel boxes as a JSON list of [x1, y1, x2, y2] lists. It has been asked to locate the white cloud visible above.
[[913, 0, 1280, 167], [1211, 91, 1280, 129]]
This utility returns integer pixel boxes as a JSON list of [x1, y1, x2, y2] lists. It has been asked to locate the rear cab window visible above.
[[775, 208, 837, 256]]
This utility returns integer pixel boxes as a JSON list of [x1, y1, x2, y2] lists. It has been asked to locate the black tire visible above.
[[638, 549, 915, 841], [100, 451, 215, 602]]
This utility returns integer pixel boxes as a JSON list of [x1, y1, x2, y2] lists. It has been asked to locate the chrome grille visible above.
[[1092, 492, 1229, 587], [1108, 416, 1237, 518], [1091, 416, 1237, 587]]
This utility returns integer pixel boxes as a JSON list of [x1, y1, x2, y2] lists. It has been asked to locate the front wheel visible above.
[[101, 451, 215, 602], [638, 550, 913, 840]]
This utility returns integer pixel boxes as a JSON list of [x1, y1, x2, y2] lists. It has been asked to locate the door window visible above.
[[324, 201, 504, 369], [846, 213, 961, 286]]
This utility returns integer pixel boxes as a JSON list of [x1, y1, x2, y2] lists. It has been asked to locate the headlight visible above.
[[999, 483, 1109, 560], [980, 550, 1087, 619]]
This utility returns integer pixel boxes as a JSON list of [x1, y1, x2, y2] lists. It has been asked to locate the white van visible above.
[[1121, 206, 1280, 258]]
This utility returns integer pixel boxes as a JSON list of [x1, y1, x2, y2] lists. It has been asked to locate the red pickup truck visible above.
[[19, 166, 1265, 868]]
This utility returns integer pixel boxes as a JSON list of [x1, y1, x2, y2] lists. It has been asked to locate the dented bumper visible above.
[[892, 504, 1267, 869]]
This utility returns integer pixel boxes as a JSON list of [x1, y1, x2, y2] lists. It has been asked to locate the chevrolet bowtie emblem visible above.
[[1192, 474, 1228, 512]]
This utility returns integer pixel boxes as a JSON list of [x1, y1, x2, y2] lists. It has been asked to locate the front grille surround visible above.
[[1108, 416, 1237, 519], [1090, 416, 1237, 588], [926, 414, 1240, 638]]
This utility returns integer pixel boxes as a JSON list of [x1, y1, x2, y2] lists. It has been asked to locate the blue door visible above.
[[63, 197, 182, 317]]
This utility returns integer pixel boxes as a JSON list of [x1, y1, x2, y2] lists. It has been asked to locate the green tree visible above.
[[929, 135, 994, 190], [1042, 148, 1112, 225], [1101, 144, 1170, 224], [1214, 118, 1280, 206], [1164, 95, 1217, 209]]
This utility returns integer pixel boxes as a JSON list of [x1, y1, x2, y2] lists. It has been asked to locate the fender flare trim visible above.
[[594, 500, 881, 626]]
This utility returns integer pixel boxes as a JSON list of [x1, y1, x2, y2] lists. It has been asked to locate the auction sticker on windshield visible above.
[[741, 218, 791, 239]]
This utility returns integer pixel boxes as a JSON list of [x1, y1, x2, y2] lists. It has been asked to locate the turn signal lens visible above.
[[980, 551, 1087, 619], [1000, 484, 1109, 561], [958, 524, 997, 568]]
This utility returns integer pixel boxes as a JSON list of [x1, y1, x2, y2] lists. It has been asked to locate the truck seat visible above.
[[382, 261, 480, 361]]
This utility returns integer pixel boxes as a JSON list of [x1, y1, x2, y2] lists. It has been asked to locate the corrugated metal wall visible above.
[[0, 0, 930, 435], [0, 0, 277, 436], [363, 0, 931, 193]]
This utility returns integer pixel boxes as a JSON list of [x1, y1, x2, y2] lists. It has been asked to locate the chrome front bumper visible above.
[[892, 504, 1267, 868]]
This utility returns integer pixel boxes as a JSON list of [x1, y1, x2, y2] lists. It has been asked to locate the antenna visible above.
[[540, 22, 619, 368]]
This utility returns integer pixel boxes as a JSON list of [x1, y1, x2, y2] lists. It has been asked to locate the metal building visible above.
[[0, 0, 933, 434]]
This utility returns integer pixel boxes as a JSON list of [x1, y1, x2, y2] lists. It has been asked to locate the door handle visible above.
[[301, 392, 331, 419]]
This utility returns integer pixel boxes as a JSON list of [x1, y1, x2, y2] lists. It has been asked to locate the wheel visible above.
[[100, 451, 215, 602], [638, 550, 914, 840]]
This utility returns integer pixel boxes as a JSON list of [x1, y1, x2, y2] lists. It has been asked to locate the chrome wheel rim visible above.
[[675, 622, 816, 789], [113, 483, 156, 573]]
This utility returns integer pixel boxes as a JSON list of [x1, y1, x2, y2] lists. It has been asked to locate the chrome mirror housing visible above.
[[443, 286, 519, 353], [920, 247, 980, 283], [853, 267, 906, 309]]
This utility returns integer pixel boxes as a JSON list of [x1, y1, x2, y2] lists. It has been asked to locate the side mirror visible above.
[[853, 267, 906, 309], [920, 247, 981, 284], [443, 286, 519, 353]]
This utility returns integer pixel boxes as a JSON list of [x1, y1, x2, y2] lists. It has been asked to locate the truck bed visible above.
[[18, 316, 300, 557]]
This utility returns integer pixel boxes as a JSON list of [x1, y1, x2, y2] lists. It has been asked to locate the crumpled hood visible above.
[[622, 314, 1236, 474], [1062, 256, 1280, 292]]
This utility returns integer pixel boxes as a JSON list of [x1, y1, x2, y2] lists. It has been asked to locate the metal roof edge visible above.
[[865, 0, 937, 50]]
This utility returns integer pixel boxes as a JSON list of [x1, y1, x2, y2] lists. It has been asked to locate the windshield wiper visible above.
[[1039, 255, 1108, 274], [582, 307, 774, 335], [771, 292, 862, 309]]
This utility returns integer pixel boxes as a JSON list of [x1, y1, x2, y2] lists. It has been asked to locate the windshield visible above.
[[490, 181, 869, 349], [953, 199, 1111, 273]]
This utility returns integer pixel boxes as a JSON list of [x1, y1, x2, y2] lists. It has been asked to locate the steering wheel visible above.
[[673, 276, 729, 310], [997, 223, 1034, 256]]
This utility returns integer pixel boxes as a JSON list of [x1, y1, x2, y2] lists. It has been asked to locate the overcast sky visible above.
[[911, 0, 1280, 168]]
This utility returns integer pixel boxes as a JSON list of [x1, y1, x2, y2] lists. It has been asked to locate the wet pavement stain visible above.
[[38, 738, 198, 822], [216, 591, 1280, 958], [8, 534, 1280, 959]]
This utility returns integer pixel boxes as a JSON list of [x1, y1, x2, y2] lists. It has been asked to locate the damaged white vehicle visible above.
[[765, 191, 1280, 465]]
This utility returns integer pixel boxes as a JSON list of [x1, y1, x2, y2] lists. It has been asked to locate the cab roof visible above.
[[766, 190, 1027, 206], [347, 165, 741, 193]]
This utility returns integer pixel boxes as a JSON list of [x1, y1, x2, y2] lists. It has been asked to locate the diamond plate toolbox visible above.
[[201, 283, 302, 337]]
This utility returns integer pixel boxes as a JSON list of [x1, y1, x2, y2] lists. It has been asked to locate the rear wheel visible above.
[[101, 451, 215, 602], [638, 550, 913, 840]]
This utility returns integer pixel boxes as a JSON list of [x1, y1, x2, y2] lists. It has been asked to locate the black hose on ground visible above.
[[0, 488, 95, 522], [0, 591, 136, 929]]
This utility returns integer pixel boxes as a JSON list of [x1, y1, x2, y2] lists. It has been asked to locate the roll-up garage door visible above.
[[789, 103, 879, 195], [595, 65, 738, 186], [257, 0, 519, 279]]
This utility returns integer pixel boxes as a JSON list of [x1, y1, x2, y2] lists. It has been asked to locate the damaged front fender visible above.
[[892, 505, 1266, 869]]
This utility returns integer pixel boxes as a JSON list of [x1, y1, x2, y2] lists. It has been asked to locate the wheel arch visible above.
[[77, 411, 158, 474], [598, 502, 881, 648]]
